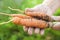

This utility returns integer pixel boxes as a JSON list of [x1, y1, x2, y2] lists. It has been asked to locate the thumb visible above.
[[25, 8, 34, 13], [52, 23, 60, 30], [40, 29, 45, 35]]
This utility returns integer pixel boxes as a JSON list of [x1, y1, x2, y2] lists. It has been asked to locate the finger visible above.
[[40, 29, 45, 35], [34, 28, 40, 34], [23, 26, 28, 32], [12, 17, 48, 29], [52, 23, 60, 30], [28, 27, 34, 35]]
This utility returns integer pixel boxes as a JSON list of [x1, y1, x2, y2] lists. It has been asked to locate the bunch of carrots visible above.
[[0, 7, 60, 29]]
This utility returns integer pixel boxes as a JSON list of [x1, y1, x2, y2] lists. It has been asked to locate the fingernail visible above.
[[23, 26, 28, 32], [28, 27, 33, 35], [34, 28, 40, 34], [40, 29, 44, 35]]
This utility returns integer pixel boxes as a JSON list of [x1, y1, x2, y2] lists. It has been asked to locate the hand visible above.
[[11, 4, 60, 35], [12, 0, 60, 35]]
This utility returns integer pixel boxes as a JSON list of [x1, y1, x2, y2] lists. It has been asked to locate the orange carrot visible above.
[[25, 12, 52, 21], [11, 14, 32, 19], [12, 17, 48, 28], [11, 14, 60, 22], [11, 14, 52, 22]]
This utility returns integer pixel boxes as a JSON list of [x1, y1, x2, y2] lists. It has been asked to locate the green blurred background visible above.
[[0, 0, 60, 40]]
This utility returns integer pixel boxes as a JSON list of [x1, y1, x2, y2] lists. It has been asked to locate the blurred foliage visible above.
[[0, 0, 60, 40]]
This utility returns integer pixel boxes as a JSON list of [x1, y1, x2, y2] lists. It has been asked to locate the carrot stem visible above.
[[0, 19, 13, 25], [0, 12, 11, 16], [8, 7, 24, 13]]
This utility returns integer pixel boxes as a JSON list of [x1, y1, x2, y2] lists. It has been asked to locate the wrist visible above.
[[42, 0, 60, 13], [31, 0, 60, 16]]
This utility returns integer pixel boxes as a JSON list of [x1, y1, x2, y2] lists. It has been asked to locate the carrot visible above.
[[0, 12, 51, 22], [1, 12, 60, 29], [0, 12, 32, 19], [25, 12, 52, 21], [0, 12, 60, 22], [11, 14, 60, 22], [10, 14, 32, 19], [12, 17, 48, 28]]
